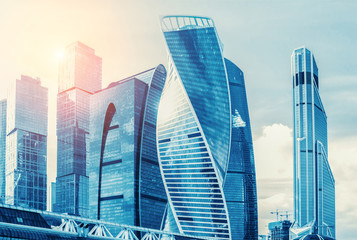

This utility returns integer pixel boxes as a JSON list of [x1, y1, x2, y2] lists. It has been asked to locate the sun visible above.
[[56, 49, 65, 60]]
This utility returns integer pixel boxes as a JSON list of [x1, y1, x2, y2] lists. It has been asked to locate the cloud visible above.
[[328, 136, 357, 240], [254, 123, 293, 180], [258, 192, 293, 236], [254, 124, 294, 235], [323, 75, 357, 138], [253, 123, 357, 239]]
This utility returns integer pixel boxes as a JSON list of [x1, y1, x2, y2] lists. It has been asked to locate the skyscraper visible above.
[[0, 99, 6, 203], [5, 75, 48, 210], [58, 41, 102, 93], [157, 16, 258, 239], [88, 65, 167, 230], [55, 41, 102, 217], [290, 47, 335, 239]]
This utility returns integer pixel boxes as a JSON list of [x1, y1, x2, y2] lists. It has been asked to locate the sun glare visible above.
[[56, 49, 65, 60]]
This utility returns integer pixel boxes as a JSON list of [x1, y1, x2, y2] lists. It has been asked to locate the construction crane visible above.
[[280, 210, 292, 221], [270, 209, 291, 222], [270, 209, 280, 222]]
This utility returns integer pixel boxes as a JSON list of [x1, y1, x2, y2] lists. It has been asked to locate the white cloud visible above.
[[328, 136, 357, 240], [253, 123, 357, 239], [258, 192, 293, 236], [254, 123, 293, 180], [254, 123, 294, 235]]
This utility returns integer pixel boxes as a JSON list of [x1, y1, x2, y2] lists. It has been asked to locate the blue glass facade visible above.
[[55, 88, 91, 217], [5, 75, 48, 210], [89, 65, 167, 230], [0, 99, 6, 203], [55, 42, 102, 217], [158, 16, 258, 240], [224, 59, 258, 239], [58, 41, 102, 93], [290, 47, 335, 239]]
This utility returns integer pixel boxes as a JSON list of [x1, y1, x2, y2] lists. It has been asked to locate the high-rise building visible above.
[[88, 65, 167, 230], [58, 41, 102, 93], [55, 41, 102, 217], [290, 47, 335, 239], [157, 16, 258, 239], [269, 220, 292, 240], [0, 99, 6, 203], [5, 75, 48, 210]]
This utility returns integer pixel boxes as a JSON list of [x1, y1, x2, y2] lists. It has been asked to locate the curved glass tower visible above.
[[157, 16, 258, 240], [89, 65, 167, 230], [290, 47, 335, 239]]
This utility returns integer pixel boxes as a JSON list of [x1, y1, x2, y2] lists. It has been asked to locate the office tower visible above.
[[89, 65, 167, 230], [157, 16, 258, 239], [58, 41, 102, 93], [290, 47, 335, 239], [0, 99, 6, 203], [55, 41, 102, 217], [5, 75, 48, 210]]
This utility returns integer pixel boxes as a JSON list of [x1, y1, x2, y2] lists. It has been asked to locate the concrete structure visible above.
[[0, 203, 206, 240], [269, 220, 292, 240]]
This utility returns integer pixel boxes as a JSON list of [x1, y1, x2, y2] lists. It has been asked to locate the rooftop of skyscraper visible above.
[[65, 41, 96, 54], [160, 15, 214, 32], [97, 64, 165, 93], [19, 75, 41, 85]]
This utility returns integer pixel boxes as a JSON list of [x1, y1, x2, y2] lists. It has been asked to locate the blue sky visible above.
[[0, 0, 356, 238]]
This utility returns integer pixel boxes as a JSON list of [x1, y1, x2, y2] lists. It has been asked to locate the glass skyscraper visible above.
[[58, 41, 102, 93], [0, 99, 6, 203], [157, 16, 258, 239], [88, 65, 167, 230], [55, 41, 102, 217], [290, 47, 335, 239], [5, 75, 48, 210]]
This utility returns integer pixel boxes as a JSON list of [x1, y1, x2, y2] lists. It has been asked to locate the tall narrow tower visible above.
[[0, 99, 7, 203], [157, 16, 258, 239], [55, 42, 102, 217], [5, 75, 48, 210], [290, 47, 335, 239]]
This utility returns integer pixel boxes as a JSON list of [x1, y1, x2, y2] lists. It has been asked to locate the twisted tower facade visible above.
[[157, 16, 257, 240]]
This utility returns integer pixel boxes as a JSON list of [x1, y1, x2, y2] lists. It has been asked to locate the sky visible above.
[[0, 0, 356, 238]]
